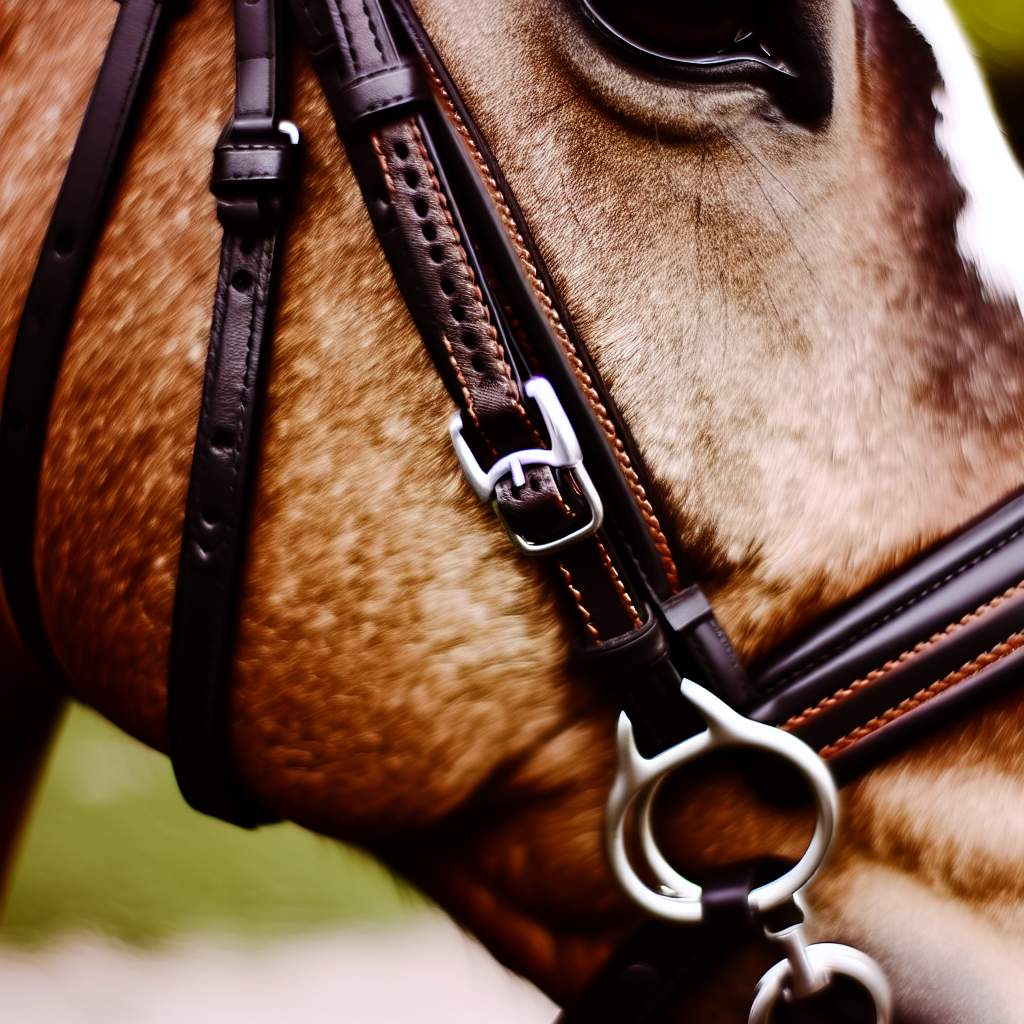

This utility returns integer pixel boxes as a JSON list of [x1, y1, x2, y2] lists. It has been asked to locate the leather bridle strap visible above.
[[289, 0, 751, 758], [166, 0, 298, 826], [0, 0, 185, 677]]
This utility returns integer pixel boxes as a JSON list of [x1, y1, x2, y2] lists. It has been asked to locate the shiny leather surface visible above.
[[167, 0, 296, 827], [0, 0, 181, 677], [752, 491, 1024, 779]]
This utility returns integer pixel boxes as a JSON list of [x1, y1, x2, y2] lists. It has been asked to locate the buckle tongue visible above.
[[448, 376, 603, 555]]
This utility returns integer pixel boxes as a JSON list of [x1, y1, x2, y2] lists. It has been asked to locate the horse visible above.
[[2, 0, 1024, 1019]]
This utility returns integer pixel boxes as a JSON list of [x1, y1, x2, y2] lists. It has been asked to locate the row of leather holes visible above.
[[395, 135, 486, 375]]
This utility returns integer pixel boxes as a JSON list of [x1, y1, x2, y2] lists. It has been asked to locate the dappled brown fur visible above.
[[3, 0, 1024, 1018]]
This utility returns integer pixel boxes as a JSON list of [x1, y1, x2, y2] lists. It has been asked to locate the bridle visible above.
[[4, 1, 1024, 1020]]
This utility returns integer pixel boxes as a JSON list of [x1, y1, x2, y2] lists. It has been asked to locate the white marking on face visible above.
[[890, 0, 1024, 316]]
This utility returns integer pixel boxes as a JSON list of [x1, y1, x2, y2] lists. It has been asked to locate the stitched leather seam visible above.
[[404, 118, 646, 626], [781, 580, 1024, 732], [764, 523, 1024, 696], [216, 144, 288, 151], [354, 94, 419, 122], [559, 564, 601, 641], [360, 0, 386, 62], [441, 333, 481, 432], [423, 63, 681, 592], [217, 172, 284, 181], [384, 117, 636, 639], [344, 66, 406, 88], [596, 540, 643, 630], [332, 0, 360, 72], [370, 134, 396, 197], [408, 121, 541, 447], [818, 629, 1024, 759]]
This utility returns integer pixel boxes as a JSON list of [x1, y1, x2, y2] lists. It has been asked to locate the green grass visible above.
[[1, 705, 421, 946]]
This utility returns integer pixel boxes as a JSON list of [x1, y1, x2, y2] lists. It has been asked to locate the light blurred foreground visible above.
[[1, 707, 555, 1022], [0, 920, 555, 1023]]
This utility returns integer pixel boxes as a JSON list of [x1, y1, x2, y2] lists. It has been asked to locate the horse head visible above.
[[2, 0, 1023, 1018]]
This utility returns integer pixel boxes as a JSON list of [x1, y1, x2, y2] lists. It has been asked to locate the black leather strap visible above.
[[167, 0, 298, 827], [0, 0, 183, 676]]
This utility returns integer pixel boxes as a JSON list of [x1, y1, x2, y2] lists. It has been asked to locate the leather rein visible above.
[[5, 1, 1024, 1020]]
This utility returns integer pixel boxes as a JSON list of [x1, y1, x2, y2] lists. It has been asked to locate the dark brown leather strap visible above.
[[167, 0, 298, 827], [389, 0, 755, 719], [752, 488, 1024, 782], [0, 0, 184, 676], [289, 0, 752, 770]]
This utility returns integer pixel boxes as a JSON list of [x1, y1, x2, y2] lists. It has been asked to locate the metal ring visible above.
[[748, 943, 893, 1024], [605, 679, 838, 922]]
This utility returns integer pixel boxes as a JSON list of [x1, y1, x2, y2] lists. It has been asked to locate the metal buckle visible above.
[[605, 679, 893, 1023], [448, 377, 603, 555]]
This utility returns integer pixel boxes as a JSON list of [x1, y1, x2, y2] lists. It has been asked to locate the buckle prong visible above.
[[449, 377, 603, 555]]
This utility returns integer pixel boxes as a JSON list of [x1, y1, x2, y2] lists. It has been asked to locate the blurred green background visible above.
[[2, 0, 1024, 951], [3, 706, 422, 945]]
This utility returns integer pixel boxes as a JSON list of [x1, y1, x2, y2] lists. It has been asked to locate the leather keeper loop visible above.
[[662, 584, 713, 634], [574, 607, 667, 677], [327, 64, 428, 137], [211, 140, 297, 197]]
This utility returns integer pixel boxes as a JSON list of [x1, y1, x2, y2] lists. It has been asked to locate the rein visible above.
[[5, 0, 1024, 1019]]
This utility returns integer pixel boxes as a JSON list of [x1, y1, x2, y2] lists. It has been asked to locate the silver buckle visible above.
[[448, 377, 603, 555]]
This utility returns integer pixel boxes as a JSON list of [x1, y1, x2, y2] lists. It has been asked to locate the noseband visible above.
[[5, 1, 1024, 1020]]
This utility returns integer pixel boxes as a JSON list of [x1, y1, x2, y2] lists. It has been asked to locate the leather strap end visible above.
[[573, 609, 667, 678]]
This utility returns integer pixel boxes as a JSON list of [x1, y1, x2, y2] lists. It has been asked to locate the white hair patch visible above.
[[890, 0, 1024, 317]]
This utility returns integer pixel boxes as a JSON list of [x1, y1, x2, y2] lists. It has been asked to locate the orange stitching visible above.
[[781, 581, 1024, 732], [597, 540, 643, 630], [370, 133, 397, 197], [425, 65, 681, 591], [818, 629, 1024, 759], [397, 117, 641, 636], [407, 122, 543, 448], [441, 333, 484, 436], [559, 564, 601, 640]]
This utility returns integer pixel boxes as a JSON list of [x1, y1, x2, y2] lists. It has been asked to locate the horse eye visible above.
[[578, 0, 777, 72]]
